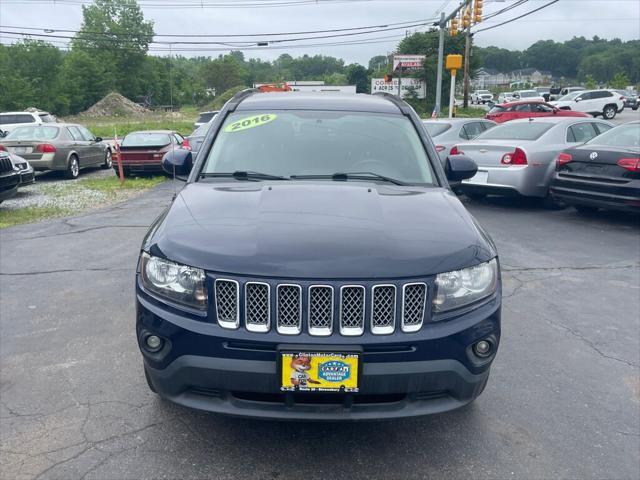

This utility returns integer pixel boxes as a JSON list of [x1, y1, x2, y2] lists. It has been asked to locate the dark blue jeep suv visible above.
[[136, 90, 501, 420]]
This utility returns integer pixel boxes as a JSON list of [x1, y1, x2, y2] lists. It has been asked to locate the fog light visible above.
[[145, 335, 162, 351], [474, 340, 492, 357]]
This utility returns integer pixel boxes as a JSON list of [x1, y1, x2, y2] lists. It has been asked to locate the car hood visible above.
[[143, 182, 496, 279]]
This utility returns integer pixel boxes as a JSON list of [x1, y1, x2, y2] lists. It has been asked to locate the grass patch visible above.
[[83, 120, 196, 139], [0, 206, 71, 229], [442, 107, 487, 118], [80, 175, 166, 194]]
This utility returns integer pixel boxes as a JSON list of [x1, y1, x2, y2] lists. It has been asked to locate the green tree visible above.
[[346, 64, 370, 93], [584, 74, 597, 89], [610, 71, 629, 89], [368, 55, 389, 71], [73, 0, 154, 100], [57, 49, 112, 114], [201, 55, 248, 96]]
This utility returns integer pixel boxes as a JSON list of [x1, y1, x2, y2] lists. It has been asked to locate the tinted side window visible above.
[[480, 121, 495, 131], [514, 104, 532, 112], [78, 126, 95, 141], [462, 122, 485, 139], [579, 92, 593, 101], [593, 123, 612, 135], [535, 104, 554, 113], [567, 123, 598, 143], [67, 127, 84, 141]]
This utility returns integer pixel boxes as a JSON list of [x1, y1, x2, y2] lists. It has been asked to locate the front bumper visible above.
[[0, 172, 20, 201], [137, 285, 501, 420]]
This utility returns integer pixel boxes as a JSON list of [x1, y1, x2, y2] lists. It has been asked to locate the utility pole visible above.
[[463, 30, 472, 108], [434, 12, 445, 116]]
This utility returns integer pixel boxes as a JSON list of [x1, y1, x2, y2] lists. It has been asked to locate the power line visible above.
[[473, 0, 561, 33]]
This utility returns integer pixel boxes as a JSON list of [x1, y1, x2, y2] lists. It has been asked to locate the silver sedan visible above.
[[422, 118, 496, 165], [455, 117, 614, 207]]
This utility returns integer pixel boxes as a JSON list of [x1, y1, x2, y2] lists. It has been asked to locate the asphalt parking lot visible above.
[[2, 177, 639, 478]]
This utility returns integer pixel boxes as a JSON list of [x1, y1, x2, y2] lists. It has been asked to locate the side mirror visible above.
[[162, 149, 193, 179], [575, 98, 582, 102], [445, 154, 478, 182], [94, 137, 103, 142]]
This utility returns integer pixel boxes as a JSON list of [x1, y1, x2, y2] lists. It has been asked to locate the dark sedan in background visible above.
[[0, 124, 111, 179], [550, 121, 640, 213], [115, 130, 189, 176], [186, 121, 213, 158]]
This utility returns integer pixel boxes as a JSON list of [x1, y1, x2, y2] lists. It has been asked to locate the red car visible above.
[[115, 130, 190, 176], [485, 101, 590, 123]]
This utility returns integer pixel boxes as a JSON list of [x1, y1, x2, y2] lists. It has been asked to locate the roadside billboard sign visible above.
[[371, 78, 426, 99], [393, 54, 426, 71]]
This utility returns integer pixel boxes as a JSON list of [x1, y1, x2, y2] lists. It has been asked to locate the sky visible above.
[[0, 0, 639, 66]]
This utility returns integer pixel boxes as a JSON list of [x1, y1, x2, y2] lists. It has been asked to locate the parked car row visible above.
[[439, 115, 639, 213]]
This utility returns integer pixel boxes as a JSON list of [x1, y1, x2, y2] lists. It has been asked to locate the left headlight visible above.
[[433, 259, 498, 313], [140, 252, 208, 310]]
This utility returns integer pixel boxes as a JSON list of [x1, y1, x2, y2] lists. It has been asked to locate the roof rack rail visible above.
[[226, 88, 259, 112], [372, 91, 413, 115]]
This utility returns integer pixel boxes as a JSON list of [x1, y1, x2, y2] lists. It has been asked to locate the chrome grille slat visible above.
[[214, 279, 239, 329], [277, 284, 302, 335], [245, 282, 270, 333], [402, 283, 427, 332], [371, 285, 396, 335], [340, 285, 365, 336], [308, 286, 333, 336]]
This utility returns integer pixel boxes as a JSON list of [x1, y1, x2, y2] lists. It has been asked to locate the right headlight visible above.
[[433, 258, 498, 313], [140, 252, 208, 310]]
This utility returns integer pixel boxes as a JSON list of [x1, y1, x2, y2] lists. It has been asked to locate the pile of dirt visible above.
[[80, 92, 150, 117]]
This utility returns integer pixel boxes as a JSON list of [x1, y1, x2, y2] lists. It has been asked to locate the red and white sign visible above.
[[393, 55, 426, 71]]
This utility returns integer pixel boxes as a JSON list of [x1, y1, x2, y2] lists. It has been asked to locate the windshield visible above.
[[489, 105, 506, 113], [197, 112, 217, 124], [191, 122, 212, 137], [518, 91, 538, 98], [202, 110, 435, 184], [477, 90, 491, 94], [5, 126, 59, 140], [558, 91, 583, 102], [122, 133, 171, 147], [586, 123, 640, 148], [477, 122, 553, 141], [422, 122, 451, 137]]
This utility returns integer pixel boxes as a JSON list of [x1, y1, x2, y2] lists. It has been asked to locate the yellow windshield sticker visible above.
[[223, 114, 277, 133]]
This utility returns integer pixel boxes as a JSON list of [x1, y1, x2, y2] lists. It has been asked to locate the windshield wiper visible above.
[[200, 170, 289, 181], [291, 172, 407, 186]]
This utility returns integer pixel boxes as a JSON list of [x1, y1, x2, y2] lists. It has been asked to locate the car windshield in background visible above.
[[38, 114, 57, 123], [479, 122, 554, 141], [489, 105, 506, 113], [5, 126, 59, 140], [518, 91, 538, 98], [478, 90, 491, 94], [203, 110, 435, 184], [558, 91, 583, 102], [586, 124, 640, 148], [0, 114, 35, 125], [197, 112, 217, 124], [422, 122, 451, 137], [191, 123, 212, 137], [121, 133, 171, 147]]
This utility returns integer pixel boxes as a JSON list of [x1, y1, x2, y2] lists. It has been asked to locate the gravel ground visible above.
[[2, 168, 142, 212]]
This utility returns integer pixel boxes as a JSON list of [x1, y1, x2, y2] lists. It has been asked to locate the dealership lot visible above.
[[1, 182, 638, 479]]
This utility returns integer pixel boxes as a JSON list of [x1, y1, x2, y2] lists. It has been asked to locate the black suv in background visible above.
[[136, 90, 502, 420], [0, 151, 21, 203]]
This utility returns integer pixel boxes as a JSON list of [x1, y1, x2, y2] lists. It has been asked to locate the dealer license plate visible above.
[[11, 146, 32, 154], [464, 171, 488, 184], [280, 351, 360, 393]]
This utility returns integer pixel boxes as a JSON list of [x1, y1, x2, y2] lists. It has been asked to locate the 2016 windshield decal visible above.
[[223, 114, 277, 133]]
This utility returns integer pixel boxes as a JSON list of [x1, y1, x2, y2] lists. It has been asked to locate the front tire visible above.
[[64, 155, 79, 179], [602, 105, 617, 120], [101, 150, 112, 169]]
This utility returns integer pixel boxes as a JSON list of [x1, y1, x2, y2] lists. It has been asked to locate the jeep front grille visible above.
[[308, 286, 333, 336], [401, 283, 427, 332], [277, 284, 302, 334], [371, 285, 396, 335], [340, 286, 366, 336], [215, 279, 239, 329], [245, 282, 270, 332], [213, 278, 429, 335]]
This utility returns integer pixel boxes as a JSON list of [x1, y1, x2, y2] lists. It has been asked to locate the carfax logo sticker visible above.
[[223, 114, 277, 133], [318, 360, 351, 382]]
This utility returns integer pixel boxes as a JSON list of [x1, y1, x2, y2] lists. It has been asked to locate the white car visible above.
[[497, 92, 517, 103], [513, 90, 546, 102], [471, 90, 494, 104], [551, 89, 624, 120], [0, 111, 57, 134]]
